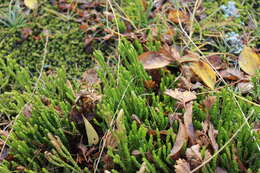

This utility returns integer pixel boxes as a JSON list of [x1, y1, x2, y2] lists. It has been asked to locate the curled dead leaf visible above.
[[239, 46, 260, 75], [208, 122, 218, 152], [237, 82, 253, 94], [203, 96, 217, 110], [184, 102, 196, 144], [207, 55, 227, 70], [23, 104, 33, 118], [138, 51, 175, 70], [174, 159, 191, 173], [220, 68, 244, 81], [185, 145, 202, 168], [169, 121, 188, 159], [178, 51, 200, 64], [168, 9, 189, 24], [191, 60, 216, 90], [81, 67, 100, 86], [104, 130, 118, 149], [165, 89, 197, 104]]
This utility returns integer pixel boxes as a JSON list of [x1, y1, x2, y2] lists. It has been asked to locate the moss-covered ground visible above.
[[0, 0, 259, 173]]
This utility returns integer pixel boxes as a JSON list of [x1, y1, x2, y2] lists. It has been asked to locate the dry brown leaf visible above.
[[216, 167, 228, 173], [191, 61, 216, 90], [185, 144, 202, 168], [104, 131, 118, 149], [203, 96, 217, 110], [165, 89, 197, 104], [169, 121, 188, 159], [208, 122, 218, 152], [207, 55, 227, 70], [184, 102, 196, 144], [81, 67, 100, 86], [23, 104, 33, 118], [178, 51, 200, 64], [239, 46, 260, 75], [237, 82, 253, 94], [220, 68, 244, 81], [138, 51, 174, 69], [168, 9, 189, 24], [195, 130, 210, 147], [174, 159, 191, 173]]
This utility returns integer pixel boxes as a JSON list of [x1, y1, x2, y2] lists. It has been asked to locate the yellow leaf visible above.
[[168, 9, 189, 24], [239, 46, 260, 75], [191, 61, 216, 89], [24, 0, 38, 9], [83, 117, 99, 145], [116, 109, 126, 134]]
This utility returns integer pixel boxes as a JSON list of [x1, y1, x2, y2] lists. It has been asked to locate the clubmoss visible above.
[[95, 39, 260, 172]]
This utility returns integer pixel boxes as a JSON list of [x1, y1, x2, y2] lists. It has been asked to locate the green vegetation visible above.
[[0, 0, 259, 172]]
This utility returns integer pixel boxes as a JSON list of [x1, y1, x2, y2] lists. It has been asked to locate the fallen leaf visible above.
[[144, 80, 157, 89], [116, 109, 126, 134], [191, 60, 216, 89], [0, 145, 8, 161], [203, 96, 217, 110], [195, 130, 210, 147], [160, 45, 180, 61], [80, 24, 88, 31], [137, 162, 148, 173], [165, 89, 197, 104], [203, 149, 212, 161], [16, 166, 26, 171], [216, 167, 228, 173], [220, 68, 244, 80], [207, 55, 227, 70], [131, 150, 141, 156], [131, 114, 142, 126], [237, 82, 253, 94], [174, 159, 191, 173], [239, 46, 260, 75], [168, 9, 189, 24], [169, 121, 188, 159], [24, 0, 38, 9], [178, 51, 200, 64], [81, 67, 100, 86], [83, 116, 99, 145], [184, 102, 196, 144], [185, 145, 202, 168], [104, 130, 118, 149], [23, 103, 33, 118], [208, 122, 218, 151], [21, 28, 32, 40], [138, 51, 174, 70]]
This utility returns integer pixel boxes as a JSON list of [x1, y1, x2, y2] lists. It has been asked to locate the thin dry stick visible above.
[[188, 0, 200, 40], [0, 33, 49, 157], [190, 111, 254, 173]]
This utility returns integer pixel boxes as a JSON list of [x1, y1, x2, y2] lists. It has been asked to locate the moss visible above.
[[0, 1, 92, 78]]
